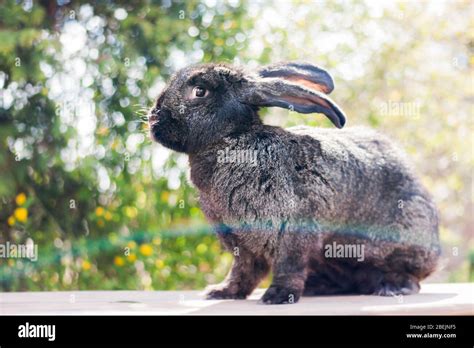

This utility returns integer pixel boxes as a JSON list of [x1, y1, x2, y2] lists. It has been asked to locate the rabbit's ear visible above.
[[247, 63, 346, 128], [258, 62, 335, 94]]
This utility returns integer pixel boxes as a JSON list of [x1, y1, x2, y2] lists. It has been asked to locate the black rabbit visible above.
[[148, 62, 440, 304]]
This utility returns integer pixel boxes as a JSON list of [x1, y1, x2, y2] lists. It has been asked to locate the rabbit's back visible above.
[[285, 125, 439, 249]]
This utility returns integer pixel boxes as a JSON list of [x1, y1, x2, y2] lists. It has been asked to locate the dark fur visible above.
[[148, 62, 440, 304]]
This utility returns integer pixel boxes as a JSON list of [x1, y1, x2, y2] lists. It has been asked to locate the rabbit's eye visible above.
[[192, 86, 208, 98]]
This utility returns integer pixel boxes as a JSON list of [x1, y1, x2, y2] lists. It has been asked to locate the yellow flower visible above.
[[114, 256, 125, 267], [196, 243, 208, 254], [7, 216, 16, 226], [139, 244, 153, 257], [15, 193, 27, 206], [95, 207, 104, 216], [97, 220, 104, 227], [127, 241, 137, 249], [152, 237, 161, 246], [160, 191, 169, 203], [111, 139, 120, 150], [124, 206, 138, 218], [127, 253, 137, 262], [82, 260, 91, 271], [14, 207, 28, 223], [104, 211, 112, 221], [155, 259, 164, 269]]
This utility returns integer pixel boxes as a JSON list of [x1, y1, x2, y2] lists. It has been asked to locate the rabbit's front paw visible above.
[[205, 284, 248, 300], [260, 285, 301, 305]]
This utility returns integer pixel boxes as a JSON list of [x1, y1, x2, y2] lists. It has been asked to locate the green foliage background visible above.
[[0, 0, 472, 291]]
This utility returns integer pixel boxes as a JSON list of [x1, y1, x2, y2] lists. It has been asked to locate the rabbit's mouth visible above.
[[148, 109, 188, 153]]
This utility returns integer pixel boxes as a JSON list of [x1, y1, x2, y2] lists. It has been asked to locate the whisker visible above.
[[131, 119, 149, 124], [137, 111, 150, 115]]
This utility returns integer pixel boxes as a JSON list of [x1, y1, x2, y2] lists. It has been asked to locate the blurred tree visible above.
[[0, 0, 253, 290], [0, 0, 472, 291]]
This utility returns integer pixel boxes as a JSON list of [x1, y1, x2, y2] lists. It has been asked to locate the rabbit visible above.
[[148, 62, 440, 304]]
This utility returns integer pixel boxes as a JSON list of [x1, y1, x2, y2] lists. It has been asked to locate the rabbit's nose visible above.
[[148, 108, 160, 125]]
